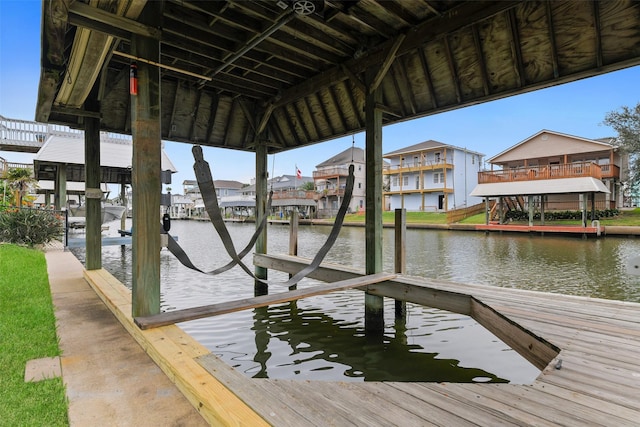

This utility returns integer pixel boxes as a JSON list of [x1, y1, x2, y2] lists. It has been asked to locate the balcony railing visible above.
[[383, 160, 452, 174], [600, 163, 620, 179], [313, 166, 349, 179], [317, 188, 345, 198], [478, 162, 605, 183], [271, 190, 318, 200]]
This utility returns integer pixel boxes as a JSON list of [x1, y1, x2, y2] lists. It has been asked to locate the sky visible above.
[[1, 0, 640, 192]]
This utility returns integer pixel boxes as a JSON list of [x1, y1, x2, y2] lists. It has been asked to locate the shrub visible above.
[[0, 208, 64, 246]]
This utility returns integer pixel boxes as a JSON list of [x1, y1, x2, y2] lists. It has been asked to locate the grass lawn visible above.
[[0, 244, 68, 426], [342, 208, 640, 227]]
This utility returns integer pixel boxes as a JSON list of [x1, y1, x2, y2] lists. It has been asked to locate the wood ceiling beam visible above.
[[396, 58, 417, 115], [68, 1, 160, 39], [592, 1, 603, 68], [328, 86, 349, 132], [417, 48, 438, 109], [369, 34, 405, 93], [189, 91, 203, 141], [443, 36, 462, 103], [373, 0, 420, 27], [303, 97, 321, 141], [273, 1, 520, 108], [205, 94, 220, 145], [168, 82, 180, 139], [315, 93, 335, 135], [389, 64, 408, 117], [545, 1, 560, 79], [471, 23, 491, 96], [507, 9, 526, 87], [292, 102, 312, 143]]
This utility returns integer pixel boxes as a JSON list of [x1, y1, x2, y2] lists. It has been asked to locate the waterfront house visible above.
[[471, 130, 627, 223], [313, 147, 366, 218], [241, 174, 316, 219], [383, 140, 484, 212]]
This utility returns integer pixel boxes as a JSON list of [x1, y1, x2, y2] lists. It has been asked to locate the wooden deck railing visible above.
[[271, 190, 318, 200], [478, 162, 605, 183]]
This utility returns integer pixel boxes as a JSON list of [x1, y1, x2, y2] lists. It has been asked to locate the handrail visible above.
[[478, 162, 603, 183]]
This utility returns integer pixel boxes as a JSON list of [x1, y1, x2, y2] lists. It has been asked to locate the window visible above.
[[403, 176, 409, 187], [433, 173, 439, 184], [358, 182, 362, 189], [415, 175, 420, 189], [392, 177, 399, 187], [472, 155, 475, 164], [435, 152, 441, 163]]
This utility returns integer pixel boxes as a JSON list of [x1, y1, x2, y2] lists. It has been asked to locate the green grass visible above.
[[343, 211, 449, 224], [457, 209, 640, 226], [0, 244, 68, 427]]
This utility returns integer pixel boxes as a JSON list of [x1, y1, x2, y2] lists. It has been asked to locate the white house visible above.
[[383, 140, 484, 212]]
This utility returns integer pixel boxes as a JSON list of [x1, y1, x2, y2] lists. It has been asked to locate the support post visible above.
[[498, 196, 503, 224], [84, 88, 102, 270], [581, 193, 588, 227], [528, 195, 534, 227], [55, 164, 66, 211], [131, 3, 162, 317], [288, 211, 298, 290], [485, 197, 489, 225], [591, 191, 596, 221], [255, 143, 268, 295], [364, 72, 384, 334], [540, 195, 545, 225], [394, 208, 406, 318]]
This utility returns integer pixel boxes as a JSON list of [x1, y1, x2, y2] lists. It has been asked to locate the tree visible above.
[[299, 181, 315, 191], [603, 103, 640, 192], [4, 167, 36, 207]]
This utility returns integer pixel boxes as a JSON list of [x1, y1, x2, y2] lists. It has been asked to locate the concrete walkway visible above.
[[45, 248, 208, 426]]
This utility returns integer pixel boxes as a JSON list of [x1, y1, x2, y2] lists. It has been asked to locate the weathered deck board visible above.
[[135, 272, 396, 329]]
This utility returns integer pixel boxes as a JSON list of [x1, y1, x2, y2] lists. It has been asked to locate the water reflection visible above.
[[70, 219, 640, 384]]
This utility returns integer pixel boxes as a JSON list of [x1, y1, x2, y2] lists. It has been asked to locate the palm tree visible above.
[[4, 167, 36, 207]]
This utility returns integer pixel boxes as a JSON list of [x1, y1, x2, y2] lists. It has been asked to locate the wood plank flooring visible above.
[[192, 254, 640, 426], [85, 257, 640, 426]]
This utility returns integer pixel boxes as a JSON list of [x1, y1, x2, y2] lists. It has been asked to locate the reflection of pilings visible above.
[[251, 306, 271, 378], [250, 300, 507, 383]]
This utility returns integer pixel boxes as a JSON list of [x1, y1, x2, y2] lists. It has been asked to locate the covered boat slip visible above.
[[84, 255, 640, 426], [35, 1, 640, 424]]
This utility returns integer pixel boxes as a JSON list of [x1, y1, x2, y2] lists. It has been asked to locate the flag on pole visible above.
[[296, 165, 302, 179]]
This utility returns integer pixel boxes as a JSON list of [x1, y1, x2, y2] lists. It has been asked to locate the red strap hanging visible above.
[[129, 63, 138, 95]]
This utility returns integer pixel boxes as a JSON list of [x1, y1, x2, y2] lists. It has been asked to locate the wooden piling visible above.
[[394, 208, 406, 318], [130, 3, 162, 317]]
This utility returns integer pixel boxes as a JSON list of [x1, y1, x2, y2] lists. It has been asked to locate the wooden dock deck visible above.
[[84, 255, 640, 426]]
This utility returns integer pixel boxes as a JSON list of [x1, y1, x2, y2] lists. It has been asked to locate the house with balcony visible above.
[[240, 174, 316, 219], [383, 140, 484, 212], [181, 178, 245, 219], [470, 130, 627, 224], [313, 147, 366, 218]]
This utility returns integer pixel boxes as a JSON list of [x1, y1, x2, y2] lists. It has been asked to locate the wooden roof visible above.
[[37, 1, 640, 155]]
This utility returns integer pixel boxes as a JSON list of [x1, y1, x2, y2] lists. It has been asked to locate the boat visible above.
[[68, 203, 127, 226]]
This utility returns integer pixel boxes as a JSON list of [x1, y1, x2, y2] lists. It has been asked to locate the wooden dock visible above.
[[84, 255, 640, 426], [475, 223, 602, 236]]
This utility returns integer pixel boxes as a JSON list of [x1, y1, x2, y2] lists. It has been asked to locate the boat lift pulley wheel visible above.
[[292, 0, 323, 15]]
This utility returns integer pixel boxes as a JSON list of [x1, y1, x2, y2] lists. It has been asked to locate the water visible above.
[[70, 219, 640, 384]]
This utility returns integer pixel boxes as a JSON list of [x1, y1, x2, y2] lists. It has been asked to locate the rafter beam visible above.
[[68, 1, 160, 39]]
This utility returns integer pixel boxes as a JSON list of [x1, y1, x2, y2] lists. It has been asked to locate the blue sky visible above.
[[1, 0, 639, 189]]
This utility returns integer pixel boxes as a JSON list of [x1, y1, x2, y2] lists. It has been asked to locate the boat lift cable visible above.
[[165, 147, 274, 276], [166, 145, 354, 287]]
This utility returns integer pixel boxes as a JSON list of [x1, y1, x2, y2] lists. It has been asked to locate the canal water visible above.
[[70, 220, 640, 384]]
